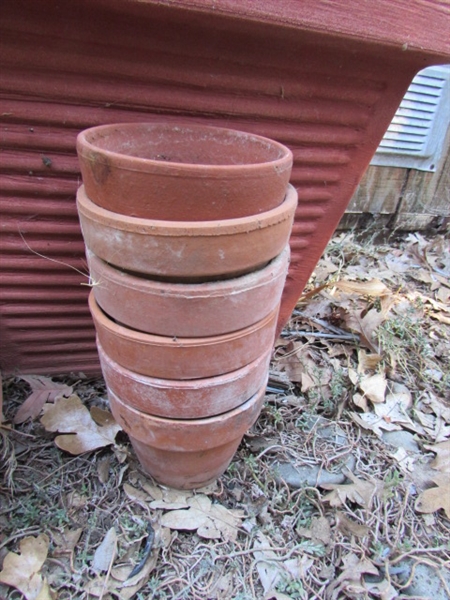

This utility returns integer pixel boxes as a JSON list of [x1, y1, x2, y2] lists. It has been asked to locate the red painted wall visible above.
[[1, 0, 449, 374]]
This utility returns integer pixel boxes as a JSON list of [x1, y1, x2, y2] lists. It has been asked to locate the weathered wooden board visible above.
[[343, 127, 449, 231], [346, 166, 407, 215]]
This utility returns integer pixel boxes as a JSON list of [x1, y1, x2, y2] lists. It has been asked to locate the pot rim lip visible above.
[[87, 245, 289, 295], [77, 183, 297, 235], [108, 385, 266, 428], [97, 340, 271, 388], [77, 122, 293, 174], [89, 291, 278, 346]]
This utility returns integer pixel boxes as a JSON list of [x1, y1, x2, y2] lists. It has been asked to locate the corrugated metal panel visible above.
[[0, 0, 442, 375], [131, 0, 450, 62]]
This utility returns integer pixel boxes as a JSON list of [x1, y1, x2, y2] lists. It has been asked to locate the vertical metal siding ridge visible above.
[[0, 1, 421, 375]]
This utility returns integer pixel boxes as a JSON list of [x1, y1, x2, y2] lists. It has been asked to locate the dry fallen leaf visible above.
[[85, 551, 157, 600], [14, 375, 73, 424], [314, 256, 339, 280], [351, 411, 402, 437], [51, 527, 83, 558], [335, 511, 369, 538], [415, 473, 450, 518], [66, 490, 89, 511], [321, 470, 378, 509], [253, 531, 285, 595], [326, 552, 378, 600], [252, 531, 313, 597], [141, 478, 217, 506], [390, 447, 417, 473], [372, 385, 423, 434], [436, 286, 450, 304], [160, 494, 243, 542], [40, 395, 121, 454], [365, 577, 399, 600], [357, 350, 383, 372], [352, 392, 370, 412], [277, 343, 308, 384], [343, 308, 385, 353], [97, 455, 111, 484], [278, 345, 333, 391], [0, 534, 54, 600], [263, 592, 292, 600], [359, 373, 387, 404], [414, 407, 450, 443], [297, 516, 331, 545], [92, 527, 118, 572], [123, 483, 152, 509], [148, 487, 191, 510], [384, 252, 412, 274], [422, 393, 450, 424], [85, 518, 166, 600], [426, 440, 450, 472], [334, 278, 390, 297]]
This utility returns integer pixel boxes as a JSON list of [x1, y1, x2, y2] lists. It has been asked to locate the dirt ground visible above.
[[1, 229, 449, 600]]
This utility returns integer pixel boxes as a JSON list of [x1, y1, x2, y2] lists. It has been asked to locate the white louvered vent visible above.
[[371, 65, 450, 171]]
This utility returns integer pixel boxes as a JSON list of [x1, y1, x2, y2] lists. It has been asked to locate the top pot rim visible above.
[[77, 122, 293, 174]]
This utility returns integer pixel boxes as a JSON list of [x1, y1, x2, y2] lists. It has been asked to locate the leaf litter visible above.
[[1, 230, 449, 599], [0, 534, 54, 600], [40, 394, 122, 454]]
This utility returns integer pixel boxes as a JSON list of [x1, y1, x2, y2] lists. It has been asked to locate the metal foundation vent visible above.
[[371, 65, 450, 171]]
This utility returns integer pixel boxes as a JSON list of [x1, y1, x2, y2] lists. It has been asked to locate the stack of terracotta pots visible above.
[[76, 122, 296, 489]]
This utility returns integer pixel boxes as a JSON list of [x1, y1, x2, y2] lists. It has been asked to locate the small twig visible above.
[[213, 544, 303, 563], [287, 330, 359, 341], [0, 527, 43, 551], [255, 444, 296, 460], [266, 384, 288, 394], [0, 424, 37, 438], [296, 282, 331, 303], [39, 456, 87, 484], [391, 546, 450, 565], [46, 557, 72, 574], [292, 312, 350, 336], [171, 551, 207, 600]]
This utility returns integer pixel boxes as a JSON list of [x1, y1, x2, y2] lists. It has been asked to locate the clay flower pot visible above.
[[89, 291, 279, 379], [77, 184, 297, 281], [107, 385, 266, 489], [98, 341, 271, 419], [87, 246, 289, 337], [77, 122, 293, 221]]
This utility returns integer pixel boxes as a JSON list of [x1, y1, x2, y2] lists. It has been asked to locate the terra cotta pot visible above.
[[107, 385, 266, 489], [98, 340, 270, 418], [87, 246, 289, 337], [89, 291, 279, 379], [77, 184, 297, 281], [77, 122, 293, 221]]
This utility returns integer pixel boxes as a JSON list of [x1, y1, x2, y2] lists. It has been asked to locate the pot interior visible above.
[[83, 123, 289, 166]]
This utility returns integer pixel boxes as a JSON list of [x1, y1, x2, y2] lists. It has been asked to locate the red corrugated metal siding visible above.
[[0, 0, 446, 375], [144, 0, 450, 61]]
